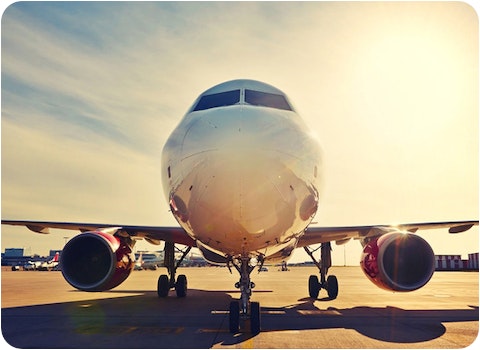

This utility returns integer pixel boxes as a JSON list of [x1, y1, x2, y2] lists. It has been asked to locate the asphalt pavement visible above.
[[1, 266, 478, 348]]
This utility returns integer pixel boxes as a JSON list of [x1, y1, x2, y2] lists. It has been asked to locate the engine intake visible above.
[[61, 231, 135, 291], [360, 232, 435, 292]]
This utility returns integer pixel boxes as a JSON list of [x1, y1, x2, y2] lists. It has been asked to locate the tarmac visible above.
[[1, 266, 478, 348]]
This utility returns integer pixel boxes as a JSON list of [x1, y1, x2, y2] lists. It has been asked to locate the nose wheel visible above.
[[229, 300, 261, 334], [228, 256, 262, 334], [229, 301, 240, 333]]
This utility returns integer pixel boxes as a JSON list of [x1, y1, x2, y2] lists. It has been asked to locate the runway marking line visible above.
[[297, 309, 341, 316], [197, 328, 230, 333], [211, 310, 286, 315]]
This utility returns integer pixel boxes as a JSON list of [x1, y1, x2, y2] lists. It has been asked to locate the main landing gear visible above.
[[157, 242, 192, 298], [227, 256, 263, 334], [304, 242, 338, 300]]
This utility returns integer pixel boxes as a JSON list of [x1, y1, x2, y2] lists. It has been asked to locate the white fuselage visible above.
[[161, 80, 323, 261]]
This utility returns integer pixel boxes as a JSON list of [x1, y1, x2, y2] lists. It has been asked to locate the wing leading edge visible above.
[[1, 220, 195, 247], [298, 220, 479, 247]]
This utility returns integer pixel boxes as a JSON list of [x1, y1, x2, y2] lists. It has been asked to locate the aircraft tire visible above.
[[326, 275, 338, 299], [250, 301, 261, 334], [229, 301, 240, 333], [308, 275, 320, 299], [157, 274, 169, 297], [175, 274, 187, 298]]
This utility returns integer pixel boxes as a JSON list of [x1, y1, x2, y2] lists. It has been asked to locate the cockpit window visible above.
[[193, 89, 241, 111], [245, 89, 292, 111]]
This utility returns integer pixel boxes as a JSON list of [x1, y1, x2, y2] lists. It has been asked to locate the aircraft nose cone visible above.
[[162, 103, 324, 256], [169, 149, 319, 254]]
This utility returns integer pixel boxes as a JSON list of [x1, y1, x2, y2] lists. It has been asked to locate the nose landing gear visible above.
[[228, 256, 263, 334]]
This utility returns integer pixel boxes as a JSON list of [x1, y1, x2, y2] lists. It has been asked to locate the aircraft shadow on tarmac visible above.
[[2, 288, 478, 348]]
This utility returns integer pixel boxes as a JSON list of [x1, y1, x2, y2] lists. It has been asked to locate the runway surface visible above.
[[1, 266, 478, 348]]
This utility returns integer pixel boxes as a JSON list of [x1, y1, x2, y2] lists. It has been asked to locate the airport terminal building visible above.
[[1, 248, 62, 268], [435, 253, 479, 271]]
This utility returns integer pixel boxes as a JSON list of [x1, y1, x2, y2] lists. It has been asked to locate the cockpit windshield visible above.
[[245, 89, 292, 111], [192, 88, 293, 112], [193, 90, 241, 111]]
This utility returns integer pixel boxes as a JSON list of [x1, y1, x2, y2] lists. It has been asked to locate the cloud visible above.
[[2, 118, 173, 224]]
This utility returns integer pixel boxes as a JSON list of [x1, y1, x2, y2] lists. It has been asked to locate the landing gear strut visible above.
[[157, 242, 192, 298], [228, 256, 262, 334], [304, 242, 338, 299]]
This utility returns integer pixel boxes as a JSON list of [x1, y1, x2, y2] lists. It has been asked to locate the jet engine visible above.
[[61, 231, 135, 291], [360, 232, 435, 292]]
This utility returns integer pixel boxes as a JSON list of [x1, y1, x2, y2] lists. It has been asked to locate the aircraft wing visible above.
[[298, 220, 479, 247], [2, 219, 477, 250], [1, 220, 195, 247]]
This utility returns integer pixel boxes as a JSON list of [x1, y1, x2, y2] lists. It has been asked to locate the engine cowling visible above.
[[360, 232, 435, 292], [61, 231, 135, 291]]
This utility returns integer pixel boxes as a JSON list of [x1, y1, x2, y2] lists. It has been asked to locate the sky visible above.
[[1, 1, 478, 265]]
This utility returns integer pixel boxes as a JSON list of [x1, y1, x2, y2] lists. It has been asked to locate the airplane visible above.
[[38, 252, 60, 271], [2, 79, 478, 334], [134, 251, 163, 270], [23, 260, 42, 271], [134, 251, 146, 270], [183, 251, 209, 267]]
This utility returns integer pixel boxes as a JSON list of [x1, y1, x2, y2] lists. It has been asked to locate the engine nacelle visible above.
[[61, 231, 135, 291], [360, 232, 435, 292]]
